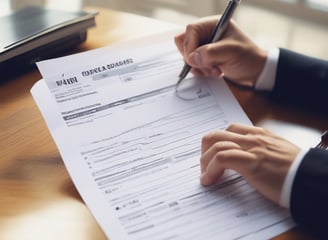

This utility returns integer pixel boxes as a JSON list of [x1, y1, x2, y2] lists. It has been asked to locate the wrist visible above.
[[254, 47, 280, 91], [279, 149, 307, 208]]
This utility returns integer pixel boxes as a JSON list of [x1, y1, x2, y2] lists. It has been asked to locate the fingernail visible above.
[[189, 52, 201, 66], [200, 173, 211, 186]]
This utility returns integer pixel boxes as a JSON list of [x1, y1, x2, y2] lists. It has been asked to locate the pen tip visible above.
[[176, 76, 184, 86]]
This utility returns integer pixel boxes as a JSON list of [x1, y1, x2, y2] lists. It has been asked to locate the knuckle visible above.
[[202, 45, 217, 62], [185, 23, 194, 31], [214, 152, 225, 163], [174, 35, 182, 44], [185, 23, 199, 34], [202, 131, 217, 144], [212, 141, 228, 151], [225, 42, 240, 51], [251, 125, 271, 136], [226, 123, 239, 131], [248, 149, 266, 175], [254, 126, 267, 134], [249, 146, 266, 156], [245, 134, 269, 147], [255, 135, 271, 146]]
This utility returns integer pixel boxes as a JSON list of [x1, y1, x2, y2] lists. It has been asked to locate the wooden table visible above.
[[1, 7, 327, 240]]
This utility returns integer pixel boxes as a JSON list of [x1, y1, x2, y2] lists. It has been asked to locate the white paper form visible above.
[[31, 32, 294, 240]]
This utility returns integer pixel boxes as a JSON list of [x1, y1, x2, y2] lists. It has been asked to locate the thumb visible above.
[[187, 51, 203, 67], [189, 41, 235, 68]]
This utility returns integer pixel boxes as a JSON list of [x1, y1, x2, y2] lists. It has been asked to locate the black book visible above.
[[0, 6, 98, 79]]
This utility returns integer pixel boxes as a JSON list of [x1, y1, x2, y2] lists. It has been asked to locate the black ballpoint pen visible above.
[[176, 0, 241, 88]]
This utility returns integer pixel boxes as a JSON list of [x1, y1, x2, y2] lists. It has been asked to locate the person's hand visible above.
[[174, 16, 267, 88], [200, 123, 301, 204]]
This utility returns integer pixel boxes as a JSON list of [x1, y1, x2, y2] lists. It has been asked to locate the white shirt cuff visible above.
[[279, 149, 308, 208], [254, 48, 279, 91]]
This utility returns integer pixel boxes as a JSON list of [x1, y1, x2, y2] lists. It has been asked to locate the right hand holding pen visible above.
[[174, 16, 268, 88]]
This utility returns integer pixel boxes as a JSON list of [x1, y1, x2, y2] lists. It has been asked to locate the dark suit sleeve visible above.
[[271, 48, 328, 114], [290, 148, 328, 238], [271, 50, 328, 236]]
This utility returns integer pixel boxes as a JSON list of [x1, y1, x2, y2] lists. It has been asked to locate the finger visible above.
[[183, 17, 218, 56], [200, 141, 241, 174], [175, 35, 221, 79], [224, 124, 279, 152], [226, 123, 268, 135], [201, 149, 256, 186], [191, 41, 240, 67], [201, 129, 270, 158], [201, 130, 251, 154], [175, 33, 221, 79], [174, 33, 186, 56], [183, 24, 202, 56]]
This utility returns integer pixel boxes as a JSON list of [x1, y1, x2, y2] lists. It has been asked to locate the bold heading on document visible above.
[[81, 58, 134, 77]]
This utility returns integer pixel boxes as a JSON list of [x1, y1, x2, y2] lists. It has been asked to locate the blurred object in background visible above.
[[1, 0, 326, 58], [0, 4, 97, 79]]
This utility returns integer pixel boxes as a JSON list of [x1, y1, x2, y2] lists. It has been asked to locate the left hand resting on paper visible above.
[[200, 123, 301, 204]]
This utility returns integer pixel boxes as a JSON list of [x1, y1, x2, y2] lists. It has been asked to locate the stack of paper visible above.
[[31, 31, 294, 240]]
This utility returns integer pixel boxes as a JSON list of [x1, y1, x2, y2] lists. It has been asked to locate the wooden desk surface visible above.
[[0, 7, 326, 240]]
